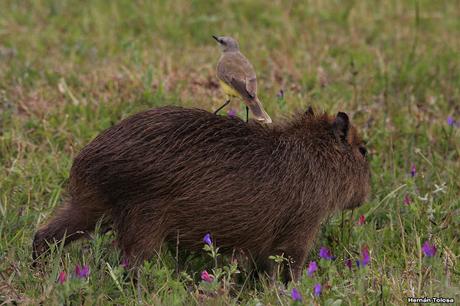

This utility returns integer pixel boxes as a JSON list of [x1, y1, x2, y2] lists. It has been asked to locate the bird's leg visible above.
[[246, 106, 249, 122], [214, 99, 231, 115]]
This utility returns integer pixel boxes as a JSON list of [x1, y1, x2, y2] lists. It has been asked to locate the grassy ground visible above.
[[1, 0, 460, 304]]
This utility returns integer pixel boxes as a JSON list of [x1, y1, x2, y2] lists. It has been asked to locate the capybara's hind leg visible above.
[[33, 197, 106, 260], [114, 205, 166, 266]]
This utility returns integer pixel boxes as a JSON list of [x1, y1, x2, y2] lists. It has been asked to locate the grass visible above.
[[1, 0, 459, 304]]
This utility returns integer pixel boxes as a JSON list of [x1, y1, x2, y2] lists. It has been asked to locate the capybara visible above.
[[33, 106, 371, 282]]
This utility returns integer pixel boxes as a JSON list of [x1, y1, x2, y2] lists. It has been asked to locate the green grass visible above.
[[1, 0, 460, 304]]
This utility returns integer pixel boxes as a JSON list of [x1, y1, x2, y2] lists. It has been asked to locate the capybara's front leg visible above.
[[113, 204, 167, 266], [282, 247, 309, 284]]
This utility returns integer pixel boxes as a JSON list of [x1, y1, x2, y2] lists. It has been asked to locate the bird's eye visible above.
[[358, 146, 367, 157]]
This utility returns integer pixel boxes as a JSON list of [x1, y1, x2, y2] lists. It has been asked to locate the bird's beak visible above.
[[212, 35, 220, 43]]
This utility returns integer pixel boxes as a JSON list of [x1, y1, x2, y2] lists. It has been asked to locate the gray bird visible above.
[[213, 35, 272, 123]]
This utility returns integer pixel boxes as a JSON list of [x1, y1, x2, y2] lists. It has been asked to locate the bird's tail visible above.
[[246, 97, 272, 123]]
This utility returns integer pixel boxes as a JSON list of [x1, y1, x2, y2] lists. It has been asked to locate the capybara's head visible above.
[[301, 106, 371, 211]]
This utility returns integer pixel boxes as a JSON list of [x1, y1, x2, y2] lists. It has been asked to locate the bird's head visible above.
[[212, 36, 239, 52]]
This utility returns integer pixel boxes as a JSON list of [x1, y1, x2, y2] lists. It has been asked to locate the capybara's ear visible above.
[[333, 112, 349, 141], [305, 106, 314, 117]]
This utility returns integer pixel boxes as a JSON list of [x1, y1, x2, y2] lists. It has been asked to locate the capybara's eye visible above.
[[359, 146, 367, 157]]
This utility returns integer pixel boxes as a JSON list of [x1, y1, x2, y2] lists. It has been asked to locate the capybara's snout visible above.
[[32, 229, 47, 262]]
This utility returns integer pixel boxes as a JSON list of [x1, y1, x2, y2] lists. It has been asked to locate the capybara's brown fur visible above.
[[33, 106, 370, 282]]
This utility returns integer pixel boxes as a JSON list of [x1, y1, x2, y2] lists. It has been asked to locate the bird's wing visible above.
[[245, 76, 257, 99], [229, 78, 254, 100], [217, 52, 258, 100]]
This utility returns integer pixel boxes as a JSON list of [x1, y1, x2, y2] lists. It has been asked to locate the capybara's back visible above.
[[33, 106, 370, 282]]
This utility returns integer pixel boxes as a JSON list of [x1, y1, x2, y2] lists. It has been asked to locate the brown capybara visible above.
[[33, 106, 371, 283]]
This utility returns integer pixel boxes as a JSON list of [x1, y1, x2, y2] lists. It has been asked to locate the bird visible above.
[[212, 35, 272, 123]]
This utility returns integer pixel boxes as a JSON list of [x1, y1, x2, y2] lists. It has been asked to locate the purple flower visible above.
[[314, 283, 322, 296], [355, 246, 370, 268], [277, 89, 284, 99], [200, 270, 214, 283], [307, 261, 318, 276], [291, 288, 302, 302], [203, 233, 212, 246], [227, 109, 237, 118], [357, 215, 365, 225], [75, 264, 90, 278], [361, 246, 370, 267], [58, 271, 67, 284], [121, 257, 129, 269], [345, 258, 353, 270], [422, 241, 437, 257], [410, 164, 416, 177], [447, 116, 454, 126], [319, 247, 334, 260]]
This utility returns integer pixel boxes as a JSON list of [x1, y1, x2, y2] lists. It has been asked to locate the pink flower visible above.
[[410, 164, 416, 177], [307, 261, 318, 276], [403, 194, 411, 205], [121, 257, 129, 269], [200, 270, 214, 283], [75, 264, 90, 278], [58, 271, 67, 284], [358, 215, 365, 225], [422, 241, 437, 257]]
